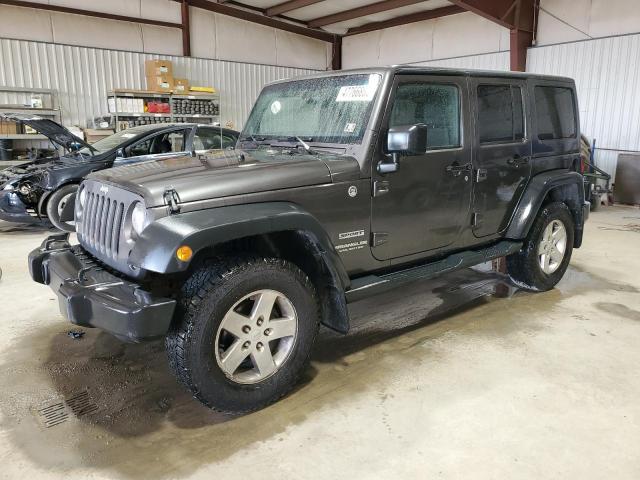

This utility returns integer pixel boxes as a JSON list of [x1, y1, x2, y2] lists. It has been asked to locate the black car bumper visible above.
[[0, 189, 45, 224], [29, 234, 176, 342]]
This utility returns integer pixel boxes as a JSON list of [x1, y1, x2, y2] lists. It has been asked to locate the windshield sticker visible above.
[[336, 85, 376, 102], [344, 122, 357, 133], [121, 133, 136, 138], [270, 100, 282, 114]]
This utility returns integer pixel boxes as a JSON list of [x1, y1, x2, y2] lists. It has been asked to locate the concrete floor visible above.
[[0, 206, 639, 480]]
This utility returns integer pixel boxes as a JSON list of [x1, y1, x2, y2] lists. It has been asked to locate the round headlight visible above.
[[131, 202, 149, 236]]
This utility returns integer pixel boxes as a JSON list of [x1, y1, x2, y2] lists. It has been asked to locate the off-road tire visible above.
[[506, 202, 574, 292], [166, 256, 320, 414], [45, 184, 78, 232]]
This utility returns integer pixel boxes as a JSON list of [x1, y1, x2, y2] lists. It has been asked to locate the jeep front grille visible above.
[[77, 179, 143, 275], [80, 192, 125, 258]]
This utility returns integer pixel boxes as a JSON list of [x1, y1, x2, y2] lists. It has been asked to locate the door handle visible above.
[[507, 155, 529, 167], [446, 163, 472, 176]]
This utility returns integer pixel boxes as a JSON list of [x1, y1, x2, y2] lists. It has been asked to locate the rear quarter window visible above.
[[534, 86, 576, 140]]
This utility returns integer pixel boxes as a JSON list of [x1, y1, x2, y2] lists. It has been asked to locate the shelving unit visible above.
[[0, 86, 61, 161], [106, 89, 220, 131]]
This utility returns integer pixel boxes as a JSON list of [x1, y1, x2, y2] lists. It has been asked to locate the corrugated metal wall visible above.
[[0, 38, 320, 131], [528, 34, 640, 177]]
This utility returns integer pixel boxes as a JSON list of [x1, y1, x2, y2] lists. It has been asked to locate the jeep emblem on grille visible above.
[[99, 185, 109, 194]]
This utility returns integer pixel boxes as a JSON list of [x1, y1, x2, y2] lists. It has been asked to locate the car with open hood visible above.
[[0, 114, 238, 230]]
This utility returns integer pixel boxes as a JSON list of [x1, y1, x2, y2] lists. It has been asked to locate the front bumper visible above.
[[0, 189, 45, 224], [29, 234, 176, 342]]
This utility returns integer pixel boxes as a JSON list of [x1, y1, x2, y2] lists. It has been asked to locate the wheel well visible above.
[[38, 182, 79, 215], [186, 230, 350, 334], [540, 183, 583, 247]]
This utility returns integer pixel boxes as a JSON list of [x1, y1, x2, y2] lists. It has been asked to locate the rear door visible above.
[[470, 77, 532, 237]]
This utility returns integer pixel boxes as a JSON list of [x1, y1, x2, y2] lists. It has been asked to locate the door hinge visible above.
[[372, 232, 389, 247], [472, 212, 483, 227], [373, 180, 390, 197], [163, 188, 181, 214]]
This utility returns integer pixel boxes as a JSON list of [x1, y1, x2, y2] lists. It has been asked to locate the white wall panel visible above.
[[414, 51, 510, 71], [0, 5, 53, 43], [538, 0, 640, 46], [141, 25, 183, 56], [342, 12, 509, 69], [215, 15, 277, 66], [275, 30, 331, 71], [0, 5, 330, 70], [50, 13, 144, 52], [140, 0, 181, 24], [0, 38, 319, 131], [189, 7, 217, 60], [527, 33, 640, 176]]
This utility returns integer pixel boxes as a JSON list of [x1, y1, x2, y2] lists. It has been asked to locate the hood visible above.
[[1, 113, 95, 153], [90, 148, 357, 207]]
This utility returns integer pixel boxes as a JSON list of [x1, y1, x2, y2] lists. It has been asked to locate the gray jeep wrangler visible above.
[[29, 67, 589, 413]]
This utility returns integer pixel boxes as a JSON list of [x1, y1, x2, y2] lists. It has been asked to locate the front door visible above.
[[371, 75, 473, 261], [470, 78, 532, 237]]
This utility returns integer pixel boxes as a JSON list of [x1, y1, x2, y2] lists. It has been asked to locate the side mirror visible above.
[[378, 124, 428, 174], [387, 124, 428, 155], [116, 148, 125, 159]]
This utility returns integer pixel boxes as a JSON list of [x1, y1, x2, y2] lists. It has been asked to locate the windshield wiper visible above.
[[294, 136, 315, 155], [274, 136, 315, 155]]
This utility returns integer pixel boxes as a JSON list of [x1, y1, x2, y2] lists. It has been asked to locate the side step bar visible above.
[[345, 240, 522, 303]]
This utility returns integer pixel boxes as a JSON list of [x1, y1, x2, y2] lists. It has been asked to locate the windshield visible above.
[[242, 73, 382, 144], [78, 126, 150, 155]]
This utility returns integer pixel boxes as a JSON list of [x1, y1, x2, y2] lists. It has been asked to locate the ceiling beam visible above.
[[449, 0, 537, 70], [178, 0, 334, 42], [181, 0, 191, 56], [449, 0, 523, 29], [309, 0, 428, 28], [266, 0, 325, 17], [345, 5, 464, 35], [0, 0, 183, 29]]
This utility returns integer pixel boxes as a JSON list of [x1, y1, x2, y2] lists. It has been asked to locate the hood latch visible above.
[[163, 188, 181, 214]]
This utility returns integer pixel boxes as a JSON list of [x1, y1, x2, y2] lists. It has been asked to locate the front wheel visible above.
[[506, 202, 574, 292], [166, 256, 320, 414], [45, 184, 78, 232]]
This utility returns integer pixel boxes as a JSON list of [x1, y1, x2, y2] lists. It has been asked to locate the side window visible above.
[[535, 86, 576, 140], [127, 137, 152, 157], [166, 130, 188, 152], [194, 128, 237, 150], [389, 83, 460, 150], [477, 85, 525, 144], [149, 130, 188, 154]]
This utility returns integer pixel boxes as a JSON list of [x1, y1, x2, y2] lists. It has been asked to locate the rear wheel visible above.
[[166, 256, 320, 414], [506, 202, 574, 292], [45, 184, 77, 232]]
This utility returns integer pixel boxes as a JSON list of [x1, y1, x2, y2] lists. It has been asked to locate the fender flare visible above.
[[505, 170, 585, 246], [130, 202, 351, 333]]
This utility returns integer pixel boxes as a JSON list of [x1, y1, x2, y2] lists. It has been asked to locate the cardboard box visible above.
[[146, 75, 174, 93], [173, 78, 190, 93], [0, 121, 18, 135], [84, 128, 114, 144], [145, 59, 173, 77]]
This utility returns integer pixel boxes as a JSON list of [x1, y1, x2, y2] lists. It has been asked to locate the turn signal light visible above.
[[176, 245, 193, 262]]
